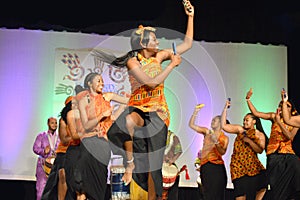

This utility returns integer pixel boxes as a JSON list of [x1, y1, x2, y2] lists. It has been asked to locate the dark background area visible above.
[[0, 0, 299, 199]]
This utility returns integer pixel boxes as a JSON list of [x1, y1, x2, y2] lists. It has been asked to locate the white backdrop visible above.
[[0, 28, 287, 188]]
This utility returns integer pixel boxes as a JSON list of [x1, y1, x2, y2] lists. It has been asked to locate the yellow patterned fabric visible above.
[[230, 129, 265, 181], [165, 130, 182, 154], [128, 53, 170, 126], [200, 131, 226, 166], [266, 119, 295, 155], [130, 179, 148, 200]]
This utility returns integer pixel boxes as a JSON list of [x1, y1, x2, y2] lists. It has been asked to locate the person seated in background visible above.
[[162, 130, 183, 200]]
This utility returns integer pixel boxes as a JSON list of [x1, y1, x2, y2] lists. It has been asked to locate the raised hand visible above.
[[195, 103, 205, 111], [281, 88, 288, 102], [225, 99, 231, 109], [182, 0, 194, 16], [246, 88, 253, 100]]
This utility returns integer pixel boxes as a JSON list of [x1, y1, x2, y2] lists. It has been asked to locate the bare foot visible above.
[[122, 162, 135, 186]]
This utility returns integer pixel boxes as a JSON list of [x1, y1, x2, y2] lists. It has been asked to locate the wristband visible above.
[[127, 157, 134, 163]]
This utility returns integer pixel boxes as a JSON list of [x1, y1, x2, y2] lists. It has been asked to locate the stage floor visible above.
[[0, 179, 235, 200]]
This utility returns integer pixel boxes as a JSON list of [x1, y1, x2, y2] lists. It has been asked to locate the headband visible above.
[[135, 25, 156, 35], [135, 25, 156, 45], [64, 96, 73, 105]]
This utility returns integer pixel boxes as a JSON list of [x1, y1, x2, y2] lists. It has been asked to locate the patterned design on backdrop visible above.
[[92, 56, 105, 74], [108, 65, 128, 83], [61, 53, 85, 81], [55, 83, 74, 95], [117, 85, 131, 98], [54, 48, 131, 114]]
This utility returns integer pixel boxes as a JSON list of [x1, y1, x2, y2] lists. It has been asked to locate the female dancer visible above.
[[189, 104, 229, 200], [246, 88, 300, 200], [92, 1, 194, 199], [74, 72, 128, 200], [41, 96, 74, 200], [281, 89, 300, 127], [221, 100, 268, 200]]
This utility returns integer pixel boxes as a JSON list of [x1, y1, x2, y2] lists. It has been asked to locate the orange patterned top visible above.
[[55, 126, 71, 154], [200, 131, 227, 166], [56, 118, 83, 152], [266, 119, 295, 155], [128, 53, 170, 126], [84, 92, 113, 140], [230, 129, 265, 181]]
